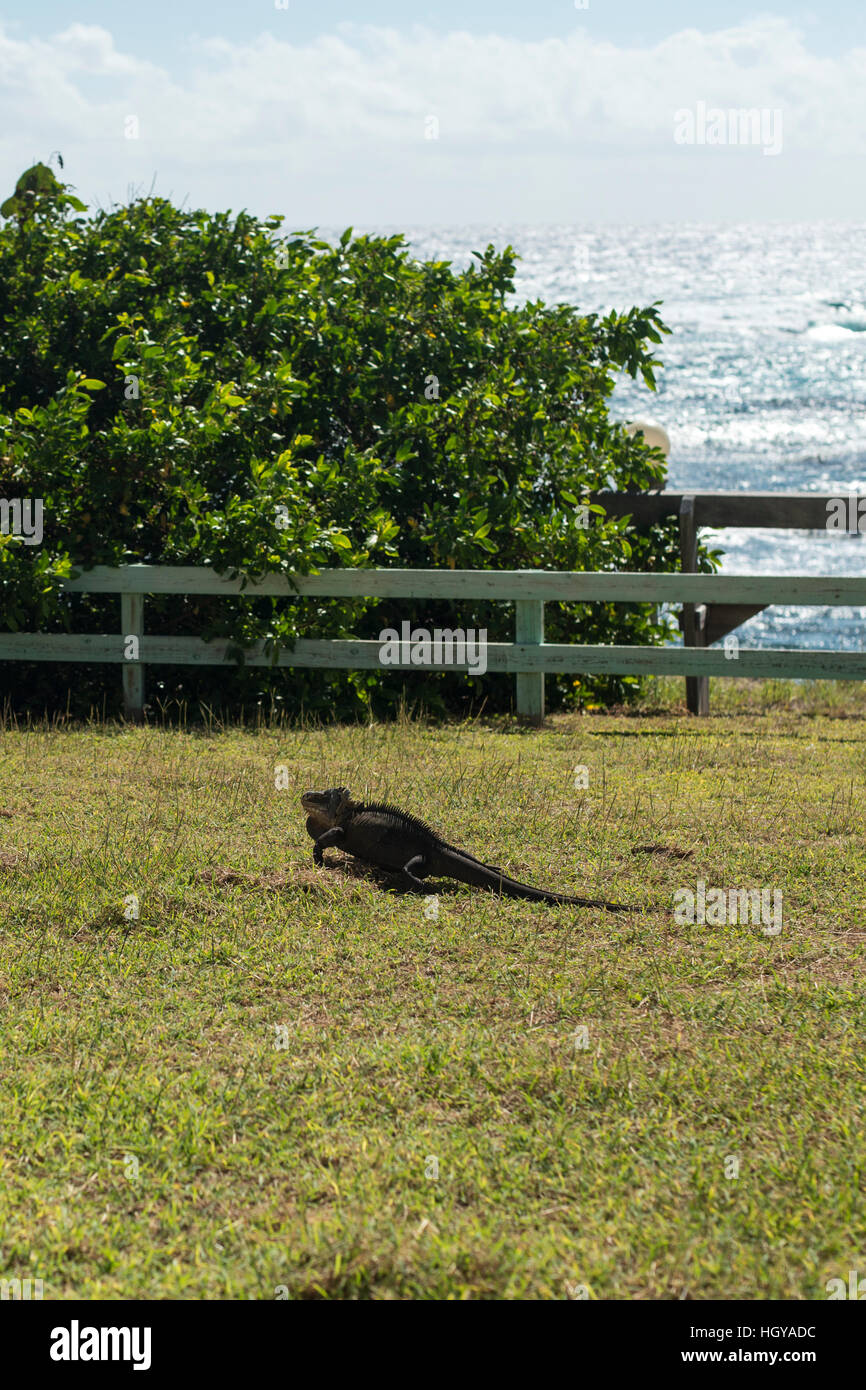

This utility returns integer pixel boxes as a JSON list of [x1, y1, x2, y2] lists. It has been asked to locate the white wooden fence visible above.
[[1, 563, 865, 722]]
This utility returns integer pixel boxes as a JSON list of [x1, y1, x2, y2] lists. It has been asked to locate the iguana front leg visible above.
[[312, 826, 346, 866], [402, 854, 431, 894]]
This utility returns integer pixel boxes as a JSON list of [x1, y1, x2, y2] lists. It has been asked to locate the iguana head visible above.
[[300, 786, 355, 828]]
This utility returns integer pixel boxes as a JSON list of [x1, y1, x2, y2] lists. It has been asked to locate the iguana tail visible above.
[[436, 848, 636, 912]]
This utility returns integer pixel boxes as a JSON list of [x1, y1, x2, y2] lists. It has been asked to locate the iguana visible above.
[[301, 787, 635, 911]]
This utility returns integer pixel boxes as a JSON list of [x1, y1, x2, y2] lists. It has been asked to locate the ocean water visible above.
[[358, 224, 866, 652]]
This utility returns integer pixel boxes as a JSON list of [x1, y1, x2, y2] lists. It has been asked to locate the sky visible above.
[[0, 2, 864, 225]]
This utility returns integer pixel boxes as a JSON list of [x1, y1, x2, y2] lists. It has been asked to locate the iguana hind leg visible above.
[[313, 826, 346, 866], [402, 854, 431, 894]]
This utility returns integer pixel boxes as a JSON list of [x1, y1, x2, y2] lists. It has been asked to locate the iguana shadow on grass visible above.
[[301, 787, 636, 912]]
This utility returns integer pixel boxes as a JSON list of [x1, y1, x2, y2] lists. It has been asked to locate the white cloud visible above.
[[0, 18, 864, 221]]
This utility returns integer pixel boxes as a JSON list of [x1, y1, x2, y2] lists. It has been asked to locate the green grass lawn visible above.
[[1, 678, 864, 1299]]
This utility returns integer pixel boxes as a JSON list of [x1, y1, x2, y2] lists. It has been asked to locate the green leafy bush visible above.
[[0, 164, 713, 718]]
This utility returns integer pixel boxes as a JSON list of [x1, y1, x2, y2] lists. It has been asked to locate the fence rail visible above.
[[587, 489, 852, 528], [55, 565, 866, 604], [2, 562, 865, 723]]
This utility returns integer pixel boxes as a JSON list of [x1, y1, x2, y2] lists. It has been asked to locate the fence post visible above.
[[515, 598, 545, 725], [679, 496, 709, 715], [121, 592, 145, 721]]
